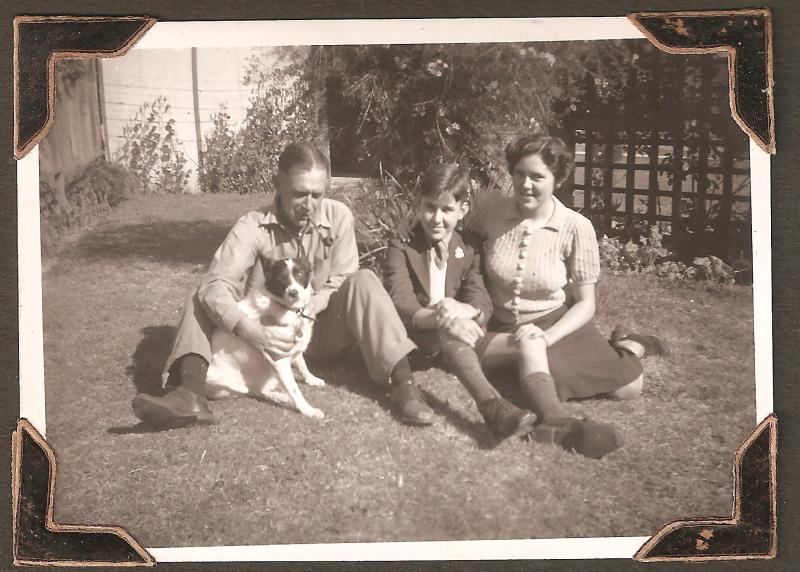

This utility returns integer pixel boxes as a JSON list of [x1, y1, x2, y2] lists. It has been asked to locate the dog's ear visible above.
[[295, 256, 311, 275]]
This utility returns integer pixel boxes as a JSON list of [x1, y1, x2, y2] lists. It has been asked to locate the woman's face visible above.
[[511, 153, 556, 215]]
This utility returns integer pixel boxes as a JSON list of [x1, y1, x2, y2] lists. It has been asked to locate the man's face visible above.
[[274, 166, 329, 230]]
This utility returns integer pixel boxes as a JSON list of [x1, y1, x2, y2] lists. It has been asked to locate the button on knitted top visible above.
[[465, 191, 600, 325]]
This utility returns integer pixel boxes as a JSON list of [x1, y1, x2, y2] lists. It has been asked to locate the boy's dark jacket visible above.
[[383, 226, 493, 329]]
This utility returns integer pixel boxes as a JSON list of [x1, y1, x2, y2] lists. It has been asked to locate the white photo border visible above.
[[17, 16, 773, 562]]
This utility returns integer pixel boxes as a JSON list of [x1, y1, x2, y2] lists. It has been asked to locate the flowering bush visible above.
[[199, 49, 321, 194], [599, 225, 738, 285], [114, 96, 191, 194]]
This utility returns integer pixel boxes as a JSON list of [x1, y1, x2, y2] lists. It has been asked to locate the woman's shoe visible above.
[[611, 326, 671, 358], [528, 416, 624, 459]]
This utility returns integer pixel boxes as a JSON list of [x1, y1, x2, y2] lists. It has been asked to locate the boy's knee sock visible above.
[[519, 371, 568, 421], [440, 337, 497, 405]]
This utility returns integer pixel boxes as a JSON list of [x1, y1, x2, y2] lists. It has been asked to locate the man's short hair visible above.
[[277, 142, 331, 175], [418, 163, 470, 204]]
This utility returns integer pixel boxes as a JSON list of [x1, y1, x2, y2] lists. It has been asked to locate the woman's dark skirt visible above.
[[482, 305, 643, 401]]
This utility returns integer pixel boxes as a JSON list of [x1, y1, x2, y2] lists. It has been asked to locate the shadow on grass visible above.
[[318, 354, 505, 449], [421, 391, 498, 450], [107, 421, 197, 435], [125, 325, 176, 395], [109, 325, 180, 435], [73, 220, 231, 266]]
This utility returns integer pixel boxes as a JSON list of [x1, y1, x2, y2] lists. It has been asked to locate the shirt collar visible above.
[[259, 197, 332, 232], [502, 195, 567, 232]]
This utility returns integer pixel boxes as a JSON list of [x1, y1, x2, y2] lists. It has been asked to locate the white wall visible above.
[[101, 47, 264, 192]]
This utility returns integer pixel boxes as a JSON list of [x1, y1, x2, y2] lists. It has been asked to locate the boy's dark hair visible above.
[[505, 133, 574, 188], [277, 142, 331, 175], [418, 163, 470, 204]]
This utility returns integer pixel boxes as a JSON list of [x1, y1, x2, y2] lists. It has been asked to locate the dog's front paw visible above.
[[304, 373, 326, 387], [300, 406, 325, 419]]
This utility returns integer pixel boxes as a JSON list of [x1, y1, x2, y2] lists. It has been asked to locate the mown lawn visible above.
[[42, 193, 756, 548]]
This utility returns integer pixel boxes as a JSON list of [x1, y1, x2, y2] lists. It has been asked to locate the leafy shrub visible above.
[[690, 255, 737, 285], [199, 49, 321, 194], [345, 172, 414, 276], [598, 225, 738, 285], [598, 224, 669, 274], [40, 158, 141, 250], [115, 96, 191, 194], [313, 42, 633, 187]]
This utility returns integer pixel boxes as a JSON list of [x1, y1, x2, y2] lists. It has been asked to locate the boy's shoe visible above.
[[388, 381, 435, 426], [479, 397, 537, 440]]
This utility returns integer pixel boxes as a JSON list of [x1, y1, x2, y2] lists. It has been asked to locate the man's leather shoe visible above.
[[479, 397, 537, 440], [132, 387, 216, 428], [388, 381, 434, 426]]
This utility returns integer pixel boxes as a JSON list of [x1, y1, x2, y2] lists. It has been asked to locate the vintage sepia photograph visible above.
[[18, 17, 770, 561]]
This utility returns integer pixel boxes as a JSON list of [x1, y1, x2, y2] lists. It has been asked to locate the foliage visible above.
[[574, 45, 752, 265], [598, 225, 739, 285], [40, 158, 141, 249], [270, 42, 633, 187], [199, 48, 321, 194], [345, 171, 414, 275], [115, 96, 191, 194]]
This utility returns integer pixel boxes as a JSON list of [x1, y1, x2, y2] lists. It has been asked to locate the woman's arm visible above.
[[541, 282, 596, 346]]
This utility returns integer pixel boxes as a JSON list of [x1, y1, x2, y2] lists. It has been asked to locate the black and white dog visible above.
[[205, 256, 325, 418]]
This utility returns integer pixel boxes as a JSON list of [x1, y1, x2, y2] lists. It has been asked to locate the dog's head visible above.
[[261, 256, 313, 310]]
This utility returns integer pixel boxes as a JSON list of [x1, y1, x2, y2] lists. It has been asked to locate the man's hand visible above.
[[233, 317, 296, 360], [443, 317, 484, 347], [436, 298, 479, 330]]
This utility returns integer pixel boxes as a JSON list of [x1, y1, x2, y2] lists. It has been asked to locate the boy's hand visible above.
[[444, 318, 484, 347], [394, 212, 419, 242], [436, 298, 479, 329]]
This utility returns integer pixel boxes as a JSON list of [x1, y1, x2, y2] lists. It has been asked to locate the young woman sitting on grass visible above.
[[466, 133, 669, 459]]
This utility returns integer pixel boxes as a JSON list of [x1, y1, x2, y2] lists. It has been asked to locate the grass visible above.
[[41, 193, 756, 548]]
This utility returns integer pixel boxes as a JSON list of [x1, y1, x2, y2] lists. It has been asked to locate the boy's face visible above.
[[415, 193, 469, 243]]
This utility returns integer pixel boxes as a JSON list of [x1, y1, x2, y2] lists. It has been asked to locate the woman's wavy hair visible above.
[[505, 133, 575, 188]]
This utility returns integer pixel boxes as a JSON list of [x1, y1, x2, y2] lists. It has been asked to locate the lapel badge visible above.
[[454, 246, 465, 259]]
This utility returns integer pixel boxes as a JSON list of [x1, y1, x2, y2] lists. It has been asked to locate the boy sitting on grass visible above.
[[383, 164, 538, 440]]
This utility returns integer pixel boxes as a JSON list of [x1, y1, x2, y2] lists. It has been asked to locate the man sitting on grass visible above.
[[132, 141, 437, 428], [383, 164, 537, 440]]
